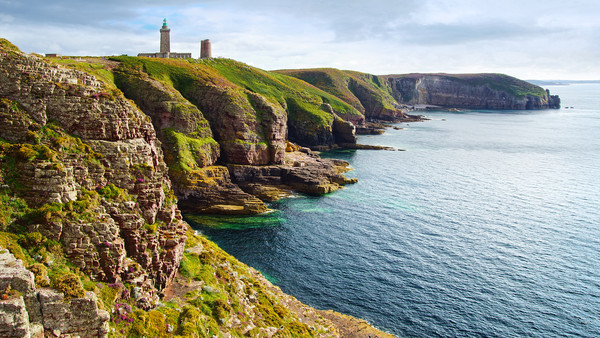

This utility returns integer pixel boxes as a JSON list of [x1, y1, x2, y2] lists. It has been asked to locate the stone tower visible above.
[[160, 18, 170, 55], [201, 39, 211, 59]]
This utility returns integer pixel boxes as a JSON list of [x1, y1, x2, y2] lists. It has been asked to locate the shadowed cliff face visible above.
[[384, 74, 561, 109], [0, 44, 187, 306]]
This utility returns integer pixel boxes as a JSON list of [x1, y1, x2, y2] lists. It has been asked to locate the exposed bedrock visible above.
[[385, 74, 561, 109], [0, 49, 186, 302]]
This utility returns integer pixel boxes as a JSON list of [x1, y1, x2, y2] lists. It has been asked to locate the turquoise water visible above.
[[187, 84, 600, 337]]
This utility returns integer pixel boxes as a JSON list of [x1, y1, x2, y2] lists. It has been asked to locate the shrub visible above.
[[15, 144, 37, 161], [28, 263, 50, 287], [98, 183, 127, 201], [19, 231, 45, 249], [52, 273, 85, 300], [142, 222, 157, 234]]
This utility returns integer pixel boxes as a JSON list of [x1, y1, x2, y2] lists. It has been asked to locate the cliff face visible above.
[[0, 39, 387, 337], [384, 73, 561, 109], [199, 59, 364, 146], [279, 69, 561, 113], [110, 56, 358, 215], [112, 57, 287, 166], [0, 45, 187, 306]]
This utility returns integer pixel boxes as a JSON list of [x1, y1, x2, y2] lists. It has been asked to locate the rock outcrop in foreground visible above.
[[0, 41, 187, 304], [0, 249, 109, 337]]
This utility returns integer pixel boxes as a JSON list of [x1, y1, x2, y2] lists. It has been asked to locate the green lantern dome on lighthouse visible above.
[[162, 18, 167, 27]]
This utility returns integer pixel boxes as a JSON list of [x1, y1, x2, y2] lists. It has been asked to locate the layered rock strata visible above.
[[229, 150, 358, 200], [0, 46, 186, 303], [384, 73, 561, 109], [0, 249, 109, 337]]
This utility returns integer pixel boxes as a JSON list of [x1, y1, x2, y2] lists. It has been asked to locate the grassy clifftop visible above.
[[198, 58, 363, 124], [276, 68, 406, 121]]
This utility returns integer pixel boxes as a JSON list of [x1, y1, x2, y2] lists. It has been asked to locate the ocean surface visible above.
[[186, 84, 600, 337]]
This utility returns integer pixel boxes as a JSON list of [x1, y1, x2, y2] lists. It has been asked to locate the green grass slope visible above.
[[197, 59, 364, 125], [276, 68, 404, 120]]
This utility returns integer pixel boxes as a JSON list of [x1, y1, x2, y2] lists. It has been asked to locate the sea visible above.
[[186, 84, 600, 337]]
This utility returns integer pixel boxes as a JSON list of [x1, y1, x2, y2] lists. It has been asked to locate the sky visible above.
[[1, 0, 599, 80]]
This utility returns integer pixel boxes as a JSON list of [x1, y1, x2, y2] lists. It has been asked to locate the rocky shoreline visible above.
[[0, 36, 561, 337], [0, 39, 394, 337]]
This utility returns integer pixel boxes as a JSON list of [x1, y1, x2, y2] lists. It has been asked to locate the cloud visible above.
[[1, 0, 599, 79], [1, 0, 200, 26]]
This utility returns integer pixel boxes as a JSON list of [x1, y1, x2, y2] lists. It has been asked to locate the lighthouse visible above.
[[160, 18, 170, 56]]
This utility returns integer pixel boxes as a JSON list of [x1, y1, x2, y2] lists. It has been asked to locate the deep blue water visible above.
[[186, 84, 600, 337]]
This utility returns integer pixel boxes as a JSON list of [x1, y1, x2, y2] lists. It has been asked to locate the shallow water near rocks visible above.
[[187, 84, 600, 337]]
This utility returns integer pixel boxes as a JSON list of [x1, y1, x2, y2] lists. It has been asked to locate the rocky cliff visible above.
[[383, 73, 560, 109], [107, 56, 359, 215], [0, 39, 391, 337], [278, 69, 560, 112], [0, 40, 187, 307]]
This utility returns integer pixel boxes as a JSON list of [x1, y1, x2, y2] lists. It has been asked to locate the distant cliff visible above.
[[384, 73, 561, 110], [278, 69, 561, 113]]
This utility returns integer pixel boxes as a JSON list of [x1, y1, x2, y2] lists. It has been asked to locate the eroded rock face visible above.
[[0, 249, 109, 337], [229, 150, 357, 199], [113, 66, 220, 167], [386, 74, 561, 109], [332, 115, 357, 144], [0, 48, 186, 299], [176, 166, 269, 215], [347, 77, 407, 121], [188, 85, 281, 164]]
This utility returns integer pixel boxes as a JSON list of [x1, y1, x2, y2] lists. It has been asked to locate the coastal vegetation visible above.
[[276, 68, 400, 119], [0, 37, 558, 337]]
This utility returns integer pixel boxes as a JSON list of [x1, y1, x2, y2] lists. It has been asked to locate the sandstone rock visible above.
[[0, 296, 30, 338], [332, 115, 357, 144], [0, 48, 186, 297], [176, 166, 268, 215], [0, 248, 109, 337]]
